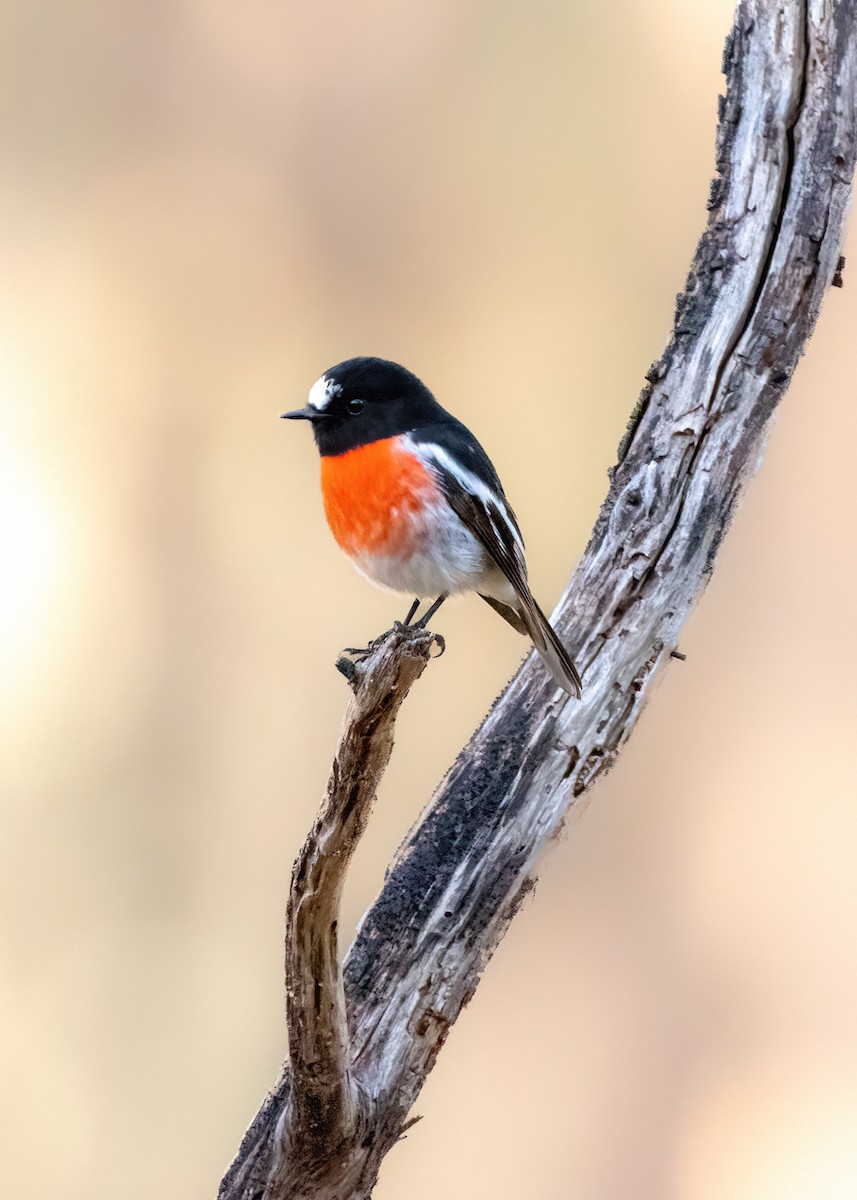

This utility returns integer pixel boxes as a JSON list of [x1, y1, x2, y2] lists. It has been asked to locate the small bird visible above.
[[282, 357, 581, 696]]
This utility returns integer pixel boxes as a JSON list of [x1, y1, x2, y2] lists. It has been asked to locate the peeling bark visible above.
[[219, 3, 857, 1197]]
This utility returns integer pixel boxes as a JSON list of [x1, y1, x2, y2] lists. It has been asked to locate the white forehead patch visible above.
[[307, 375, 342, 411]]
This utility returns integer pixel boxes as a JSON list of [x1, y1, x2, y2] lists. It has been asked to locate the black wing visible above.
[[412, 420, 583, 696], [411, 419, 534, 612], [410, 418, 524, 547]]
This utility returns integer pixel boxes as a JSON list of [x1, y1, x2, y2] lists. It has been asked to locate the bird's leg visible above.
[[401, 597, 421, 626], [341, 598, 423, 660], [413, 593, 447, 630], [340, 596, 445, 676]]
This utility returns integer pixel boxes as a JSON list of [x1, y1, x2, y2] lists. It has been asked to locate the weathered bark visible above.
[[219, 2, 857, 1197], [279, 627, 441, 1197]]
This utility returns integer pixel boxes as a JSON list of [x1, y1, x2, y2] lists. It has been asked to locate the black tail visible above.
[[523, 598, 582, 697], [481, 592, 582, 697]]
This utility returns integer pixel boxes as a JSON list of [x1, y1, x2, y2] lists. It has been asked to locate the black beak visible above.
[[281, 406, 329, 421]]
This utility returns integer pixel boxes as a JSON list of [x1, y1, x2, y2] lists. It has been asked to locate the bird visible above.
[[282, 356, 582, 696]]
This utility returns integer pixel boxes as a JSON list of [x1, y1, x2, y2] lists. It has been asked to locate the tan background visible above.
[[2, 1, 857, 1197]]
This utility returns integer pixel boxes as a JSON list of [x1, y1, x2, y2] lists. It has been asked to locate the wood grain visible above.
[[219, 3, 857, 1196]]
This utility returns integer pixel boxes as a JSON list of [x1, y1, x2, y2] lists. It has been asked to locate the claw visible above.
[[338, 622, 445, 683]]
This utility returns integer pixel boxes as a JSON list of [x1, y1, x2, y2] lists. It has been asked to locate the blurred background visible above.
[[2, 1, 856, 1197]]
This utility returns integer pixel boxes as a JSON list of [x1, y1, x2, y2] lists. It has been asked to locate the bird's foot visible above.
[[340, 627, 396, 660], [336, 623, 445, 687]]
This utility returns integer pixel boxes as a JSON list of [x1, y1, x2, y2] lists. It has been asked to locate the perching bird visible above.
[[282, 357, 581, 696]]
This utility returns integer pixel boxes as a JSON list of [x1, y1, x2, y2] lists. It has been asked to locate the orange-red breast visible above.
[[283, 357, 581, 696]]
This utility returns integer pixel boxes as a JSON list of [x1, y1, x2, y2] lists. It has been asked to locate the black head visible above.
[[282, 356, 447, 456]]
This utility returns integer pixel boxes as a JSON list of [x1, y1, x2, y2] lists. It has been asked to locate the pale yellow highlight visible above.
[[1, 1, 856, 1199]]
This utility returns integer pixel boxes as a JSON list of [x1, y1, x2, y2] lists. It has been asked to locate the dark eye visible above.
[[347, 398, 365, 415]]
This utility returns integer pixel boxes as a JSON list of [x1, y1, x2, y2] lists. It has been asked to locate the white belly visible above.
[[348, 496, 514, 603]]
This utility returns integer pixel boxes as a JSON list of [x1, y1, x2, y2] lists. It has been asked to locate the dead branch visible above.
[[270, 625, 437, 1197], [219, 2, 857, 1197]]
